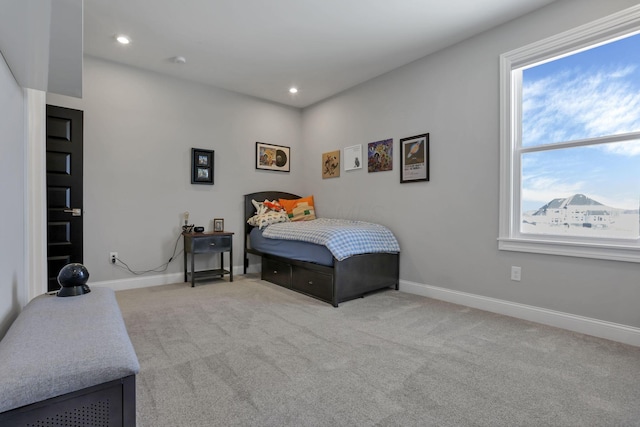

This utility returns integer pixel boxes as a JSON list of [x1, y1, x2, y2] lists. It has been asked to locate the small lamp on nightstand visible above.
[[182, 211, 194, 233]]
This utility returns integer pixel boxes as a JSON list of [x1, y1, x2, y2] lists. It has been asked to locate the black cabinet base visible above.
[[0, 375, 136, 427]]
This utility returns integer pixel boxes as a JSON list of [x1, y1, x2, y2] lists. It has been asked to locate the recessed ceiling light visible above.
[[116, 35, 131, 45], [289, 87, 298, 94]]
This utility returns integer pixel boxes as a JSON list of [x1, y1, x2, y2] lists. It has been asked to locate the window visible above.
[[499, 6, 640, 262]]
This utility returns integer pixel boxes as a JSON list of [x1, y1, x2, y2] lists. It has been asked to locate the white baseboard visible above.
[[400, 280, 640, 347], [92, 272, 185, 292], [92, 264, 256, 292]]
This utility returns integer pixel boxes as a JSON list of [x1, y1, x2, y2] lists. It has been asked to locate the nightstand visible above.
[[183, 232, 234, 287]]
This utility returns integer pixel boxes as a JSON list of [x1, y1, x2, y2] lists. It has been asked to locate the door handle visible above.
[[63, 208, 82, 216]]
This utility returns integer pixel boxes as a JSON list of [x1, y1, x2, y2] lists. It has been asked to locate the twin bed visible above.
[[243, 191, 400, 306]]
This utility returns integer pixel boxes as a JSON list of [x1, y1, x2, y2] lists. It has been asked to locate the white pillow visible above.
[[251, 199, 268, 215], [247, 210, 289, 229]]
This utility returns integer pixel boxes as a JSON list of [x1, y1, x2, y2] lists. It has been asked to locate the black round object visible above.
[[57, 263, 91, 297], [275, 149, 287, 167]]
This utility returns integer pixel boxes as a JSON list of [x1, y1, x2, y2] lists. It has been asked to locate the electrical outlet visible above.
[[511, 266, 521, 281], [110, 252, 118, 264]]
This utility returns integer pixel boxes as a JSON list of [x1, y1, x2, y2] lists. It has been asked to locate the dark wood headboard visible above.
[[243, 191, 300, 273]]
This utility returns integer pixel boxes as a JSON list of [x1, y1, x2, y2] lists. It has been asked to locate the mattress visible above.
[[249, 227, 334, 266], [262, 218, 400, 261]]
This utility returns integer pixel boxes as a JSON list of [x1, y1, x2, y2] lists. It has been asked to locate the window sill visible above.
[[498, 237, 640, 263]]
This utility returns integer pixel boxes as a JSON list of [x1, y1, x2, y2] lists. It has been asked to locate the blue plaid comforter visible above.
[[262, 218, 400, 261]]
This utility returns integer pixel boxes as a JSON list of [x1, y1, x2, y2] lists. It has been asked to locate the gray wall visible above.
[[302, 0, 640, 328], [0, 53, 26, 338], [47, 57, 304, 283]]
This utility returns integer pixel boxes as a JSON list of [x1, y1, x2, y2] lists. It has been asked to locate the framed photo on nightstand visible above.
[[213, 218, 224, 232]]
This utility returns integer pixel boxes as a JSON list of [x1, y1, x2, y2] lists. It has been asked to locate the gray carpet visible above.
[[116, 275, 640, 427]]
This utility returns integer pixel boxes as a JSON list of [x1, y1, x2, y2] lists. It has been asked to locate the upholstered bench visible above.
[[0, 287, 139, 426]]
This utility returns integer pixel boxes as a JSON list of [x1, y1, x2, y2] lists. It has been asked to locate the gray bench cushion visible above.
[[0, 287, 139, 413]]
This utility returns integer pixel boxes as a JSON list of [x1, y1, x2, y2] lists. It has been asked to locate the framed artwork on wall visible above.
[[322, 150, 340, 178], [343, 144, 362, 171], [256, 142, 290, 172], [191, 148, 214, 184], [400, 133, 429, 183], [367, 139, 393, 172]]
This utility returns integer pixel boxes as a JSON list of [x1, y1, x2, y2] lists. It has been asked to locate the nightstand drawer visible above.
[[191, 235, 231, 253], [262, 258, 291, 288], [291, 267, 333, 302]]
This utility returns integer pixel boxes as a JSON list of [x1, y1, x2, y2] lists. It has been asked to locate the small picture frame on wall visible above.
[[213, 218, 224, 232], [322, 150, 340, 178], [367, 139, 393, 172], [256, 142, 290, 172], [400, 133, 429, 183], [191, 148, 214, 184], [343, 144, 362, 171]]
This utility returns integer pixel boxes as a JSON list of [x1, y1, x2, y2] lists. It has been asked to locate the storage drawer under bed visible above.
[[262, 257, 292, 288], [291, 266, 333, 303]]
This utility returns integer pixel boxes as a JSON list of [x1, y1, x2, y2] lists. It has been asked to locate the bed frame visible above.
[[243, 191, 399, 307]]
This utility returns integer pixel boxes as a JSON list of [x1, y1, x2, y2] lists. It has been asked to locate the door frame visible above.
[[25, 89, 48, 301]]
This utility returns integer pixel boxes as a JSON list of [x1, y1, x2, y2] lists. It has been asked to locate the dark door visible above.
[[46, 105, 83, 292]]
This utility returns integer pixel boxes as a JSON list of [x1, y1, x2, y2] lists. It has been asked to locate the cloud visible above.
[[601, 140, 640, 156], [522, 64, 640, 150]]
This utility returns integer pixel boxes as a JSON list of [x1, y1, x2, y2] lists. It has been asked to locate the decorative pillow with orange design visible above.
[[263, 200, 283, 211], [248, 198, 289, 229], [247, 210, 289, 229], [279, 196, 316, 221]]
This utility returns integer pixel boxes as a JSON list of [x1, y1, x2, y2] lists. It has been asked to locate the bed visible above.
[[243, 191, 399, 306]]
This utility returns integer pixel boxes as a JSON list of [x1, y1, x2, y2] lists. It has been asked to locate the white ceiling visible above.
[[83, 0, 556, 108]]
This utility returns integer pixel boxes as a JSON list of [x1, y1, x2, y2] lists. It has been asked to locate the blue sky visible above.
[[521, 32, 640, 212]]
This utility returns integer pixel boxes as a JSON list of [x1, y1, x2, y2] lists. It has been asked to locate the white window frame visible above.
[[498, 5, 640, 263]]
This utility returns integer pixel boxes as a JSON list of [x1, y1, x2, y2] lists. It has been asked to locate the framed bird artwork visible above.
[[400, 133, 429, 183]]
